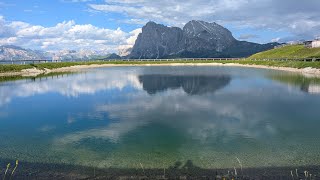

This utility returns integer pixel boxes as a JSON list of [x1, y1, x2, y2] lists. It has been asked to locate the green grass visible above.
[[1, 60, 237, 73], [0, 64, 34, 73], [219, 60, 320, 69], [1, 59, 320, 75], [249, 45, 320, 59]]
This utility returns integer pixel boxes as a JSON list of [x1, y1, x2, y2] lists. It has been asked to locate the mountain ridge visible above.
[[129, 20, 279, 59], [0, 45, 120, 61], [0, 45, 49, 61]]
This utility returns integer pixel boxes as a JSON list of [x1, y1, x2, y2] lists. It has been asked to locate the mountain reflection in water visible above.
[[138, 75, 231, 95]]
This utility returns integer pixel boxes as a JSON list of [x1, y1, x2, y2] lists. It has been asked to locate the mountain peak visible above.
[[145, 21, 157, 26], [188, 20, 217, 25], [130, 20, 278, 59], [183, 20, 233, 39], [144, 21, 165, 29]]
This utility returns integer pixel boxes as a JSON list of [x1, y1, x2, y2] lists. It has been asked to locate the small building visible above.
[[304, 39, 320, 48], [312, 39, 320, 48]]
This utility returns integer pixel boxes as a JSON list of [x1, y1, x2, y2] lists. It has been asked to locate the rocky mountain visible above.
[[51, 49, 115, 61], [130, 22, 185, 59], [0, 45, 49, 60], [130, 20, 279, 59]]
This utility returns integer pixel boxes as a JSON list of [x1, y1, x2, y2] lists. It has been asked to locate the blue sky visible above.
[[0, 0, 141, 31], [0, 0, 319, 53]]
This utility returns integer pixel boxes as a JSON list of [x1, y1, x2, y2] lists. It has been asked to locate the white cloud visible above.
[[0, 16, 141, 53], [0, 16, 15, 38], [271, 37, 281, 43], [121, 18, 148, 25], [89, 0, 320, 40], [118, 28, 142, 56]]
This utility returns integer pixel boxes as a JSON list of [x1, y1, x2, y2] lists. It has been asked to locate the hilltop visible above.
[[249, 45, 320, 59]]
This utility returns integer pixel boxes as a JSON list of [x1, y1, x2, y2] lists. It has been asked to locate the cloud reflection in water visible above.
[[1, 66, 320, 168]]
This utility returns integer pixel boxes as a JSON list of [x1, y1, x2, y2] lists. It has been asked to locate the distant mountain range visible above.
[[0, 45, 49, 61], [1, 20, 280, 61], [129, 20, 279, 59], [0, 45, 120, 61]]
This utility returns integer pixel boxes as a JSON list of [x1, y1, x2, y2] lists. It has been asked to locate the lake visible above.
[[0, 66, 320, 177]]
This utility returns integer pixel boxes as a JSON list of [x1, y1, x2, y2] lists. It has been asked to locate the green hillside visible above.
[[249, 45, 320, 59]]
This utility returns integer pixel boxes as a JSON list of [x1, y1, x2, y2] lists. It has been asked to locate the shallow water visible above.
[[0, 66, 320, 169]]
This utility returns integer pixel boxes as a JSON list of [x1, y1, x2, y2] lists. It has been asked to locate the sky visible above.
[[0, 0, 320, 54]]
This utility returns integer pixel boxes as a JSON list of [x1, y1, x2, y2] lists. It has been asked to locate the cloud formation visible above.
[[90, 0, 320, 40], [0, 16, 140, 53]]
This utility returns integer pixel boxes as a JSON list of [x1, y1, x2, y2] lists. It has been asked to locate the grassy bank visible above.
[[1, 59, 320, 74], [221, 60, 320, 69], [0, 64, 34, 73], [250, 45, 320, 59], [0, 61, 211, 73]]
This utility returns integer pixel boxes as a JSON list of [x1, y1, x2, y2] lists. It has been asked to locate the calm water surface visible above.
[[0, 66, 320, 169]]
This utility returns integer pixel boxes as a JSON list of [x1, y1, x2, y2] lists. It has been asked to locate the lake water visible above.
[[0, 66, 320, 170]]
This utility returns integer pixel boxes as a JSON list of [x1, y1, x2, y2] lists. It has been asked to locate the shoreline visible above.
[[1, 157, 319, 179], [1, 62, 320, 77]]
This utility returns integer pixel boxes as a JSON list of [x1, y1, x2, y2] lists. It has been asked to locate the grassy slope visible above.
[[249, 45, 320, 59]]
